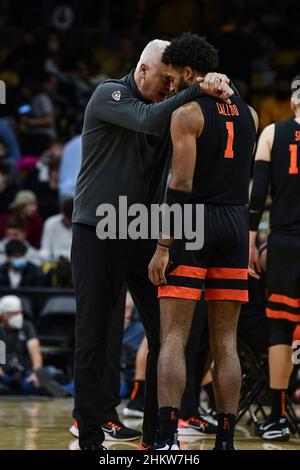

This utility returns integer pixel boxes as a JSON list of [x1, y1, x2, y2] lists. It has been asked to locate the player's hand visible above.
[[248, 244, 261, 279], [197, 73, 233, 104], [26, 372, 40, 388], [148, 246, 169, 286]]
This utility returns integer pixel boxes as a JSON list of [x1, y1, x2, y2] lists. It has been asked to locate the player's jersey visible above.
[[189, 95, 256, 205], [270, 118, 300, 234]]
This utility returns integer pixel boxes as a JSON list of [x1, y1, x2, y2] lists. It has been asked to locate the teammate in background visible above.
[[248, 75, 300, 441], [149, 33, 258, 450]]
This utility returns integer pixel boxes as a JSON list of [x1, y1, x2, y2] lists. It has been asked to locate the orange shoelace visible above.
[[107, 421, 121, 431]]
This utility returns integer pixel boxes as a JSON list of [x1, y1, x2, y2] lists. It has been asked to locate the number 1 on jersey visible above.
[[289, 144, 299, 174], [224, 121, 234, 159]]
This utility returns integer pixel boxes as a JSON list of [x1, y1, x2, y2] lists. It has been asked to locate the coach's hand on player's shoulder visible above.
[[248, 244, 261, 279], [148, 245, 169, 286], [197, 73, 233, 104]]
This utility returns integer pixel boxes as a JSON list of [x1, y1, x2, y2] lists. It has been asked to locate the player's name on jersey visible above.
[[216, 102, 240, 117]]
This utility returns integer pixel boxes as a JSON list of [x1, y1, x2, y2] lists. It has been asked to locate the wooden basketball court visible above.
[[0, 397, 299, 450]]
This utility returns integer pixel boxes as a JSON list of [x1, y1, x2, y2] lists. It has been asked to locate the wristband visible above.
[[157, 240, 170, 248]]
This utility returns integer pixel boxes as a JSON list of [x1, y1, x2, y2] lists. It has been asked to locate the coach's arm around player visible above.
[[91, 72, 233, 135]]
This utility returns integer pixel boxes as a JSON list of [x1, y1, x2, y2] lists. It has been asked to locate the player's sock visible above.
[[270, 388, 287, 420], [158, 407, 179, 443], [214, 413, 236, 450]]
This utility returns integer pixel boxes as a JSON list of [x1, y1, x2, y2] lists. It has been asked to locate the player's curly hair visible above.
[[162, 32, 219, 73]]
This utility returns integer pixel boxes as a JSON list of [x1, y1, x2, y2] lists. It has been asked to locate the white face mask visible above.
[[8, 313, 23, 330]]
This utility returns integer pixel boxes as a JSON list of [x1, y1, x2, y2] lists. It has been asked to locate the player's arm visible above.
[[148, 103, 203, 286], [248, 123, 274, 278], [92, 76, 232, 135]]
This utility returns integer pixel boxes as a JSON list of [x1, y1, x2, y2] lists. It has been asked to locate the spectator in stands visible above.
[[24, 142, 62, 219], [0, 240, 43, 288], [0, 118, 21, 164], [0, 295, 68, 397], [22, 73, 58, 156], [0, 217, 42, 266], [44, 256, 73, 288], [39, 198, 73, 262], [0, 30, 43, 86], [0, 295, 42, 395], [0, 190, 44, 248], [0, 163, 18, 214], [259, 75, 293, 130], [214, 12, 262, 88], [58, 134, 82, 199], [0, 138, 21, 187]]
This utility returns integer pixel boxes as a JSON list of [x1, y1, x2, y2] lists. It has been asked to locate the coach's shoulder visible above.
[[93, 79, 131, 102]]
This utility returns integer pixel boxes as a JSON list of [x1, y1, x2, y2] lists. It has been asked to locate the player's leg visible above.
[[156, 297, 197, 446], [259, 233, 300, 440], [179, 301, 217, 436], [268, 320, 295, 416], [154, 239, 205, 449], [208, 300, 242, 450], [123, 336, 148, 419], [205, 205, 249, 450]]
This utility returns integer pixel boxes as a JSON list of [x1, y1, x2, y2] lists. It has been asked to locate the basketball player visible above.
[[71, 38, 234, 450], [148, 33, 258, 450], [248, 75, 300, 441]]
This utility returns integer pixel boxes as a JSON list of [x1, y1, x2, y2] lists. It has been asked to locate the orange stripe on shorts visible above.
[[158, 285, 201, 300], [205, 288, 248, 302], [169, 265, 207, 279], [266, 308, 300, 322], [269, 294, 300, 309], [207, 267, 248, 280]]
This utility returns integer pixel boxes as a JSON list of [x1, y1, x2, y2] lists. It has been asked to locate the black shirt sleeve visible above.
[[23, 320, 38, 342], [91, 82, 202, 134]]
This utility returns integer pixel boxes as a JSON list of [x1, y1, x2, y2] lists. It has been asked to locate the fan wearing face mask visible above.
[[0, 240, 44, 288], [0, 295, 41, 394], [0, 295, 70, 397]]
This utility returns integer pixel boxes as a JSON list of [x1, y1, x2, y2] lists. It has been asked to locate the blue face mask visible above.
[[11, 258, 28, 270]]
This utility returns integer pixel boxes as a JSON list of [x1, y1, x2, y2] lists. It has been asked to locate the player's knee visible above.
[[211, 336, 237, 358]]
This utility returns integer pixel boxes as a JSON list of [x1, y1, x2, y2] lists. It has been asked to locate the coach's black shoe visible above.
[[82, 442, 107, 450], [255, 416, 290, 441], [153, 434, 180, 451], [101, 420, 141, 441]]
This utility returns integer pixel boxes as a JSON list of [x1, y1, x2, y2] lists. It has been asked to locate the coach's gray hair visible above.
[[136, 39, 170, 68]]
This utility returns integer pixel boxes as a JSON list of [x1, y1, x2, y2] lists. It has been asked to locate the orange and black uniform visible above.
[[158, 95, 256, 302], [266, 119, 300, 323]]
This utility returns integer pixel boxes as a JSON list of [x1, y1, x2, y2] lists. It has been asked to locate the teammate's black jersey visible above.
[[270, 119, 300, 234], [189, 95, 256, 205]]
